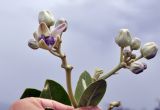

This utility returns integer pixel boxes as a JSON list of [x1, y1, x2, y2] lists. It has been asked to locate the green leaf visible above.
[[40, 79, 71, 106], [75, 71, 92, 103], [78, 79, 107, 107], [20, 88, 41, 99]]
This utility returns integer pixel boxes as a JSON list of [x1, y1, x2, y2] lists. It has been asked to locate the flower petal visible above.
[[33, 31, 39, 42], [55, 18, 68, 32], [28, 39, 39, 49], [52, 35, 61, 49], [38, 22, 50, 37], [38, 39, 49, 50], [51, 23, 67, 36]]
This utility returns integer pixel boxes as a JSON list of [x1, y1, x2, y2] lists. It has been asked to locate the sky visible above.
[[0, 0, 160, 110]]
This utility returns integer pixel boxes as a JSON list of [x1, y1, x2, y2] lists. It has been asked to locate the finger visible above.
[[75, 106, 101, 110], [9, 98, 42, 110], [36, 98, 73, 110]]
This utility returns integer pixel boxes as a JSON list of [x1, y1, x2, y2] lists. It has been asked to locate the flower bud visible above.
[[123, 48, 131, 57], [129, 61, 146, 74], [93, 68, 103, 81], [55, 18, 68, 32], [130, 53, 136, 59], [141, 42, 158, 59], [28, 39, 39, 49], [115, 29, 132, 47], [130, 37, 141, 50], [38, 10, 55, 27], [109, 101, 121, 107]]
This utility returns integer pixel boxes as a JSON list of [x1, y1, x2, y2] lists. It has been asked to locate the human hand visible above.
[[9, 97, 100, 110]]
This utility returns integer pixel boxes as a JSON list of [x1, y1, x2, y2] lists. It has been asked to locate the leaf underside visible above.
[[75, 71, 92, 103], [40, 79, 71, 106], [78, 79, 107, 107]]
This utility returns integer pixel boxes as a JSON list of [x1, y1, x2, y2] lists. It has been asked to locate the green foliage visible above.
[[40, 79, 71, 106], [20, 88, 41, 99], [75, 71, 92, 103], [78, 79, 107, 107]]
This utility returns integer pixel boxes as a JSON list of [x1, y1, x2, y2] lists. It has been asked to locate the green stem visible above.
[[120, 47, 124, 62], [59, 55, 78, 108], [99, 64, 122, 80], [57, 45, 78, 108], [99, 47, 124, 80], [65, 68, 78, 108], [50, 43, 78, 108]]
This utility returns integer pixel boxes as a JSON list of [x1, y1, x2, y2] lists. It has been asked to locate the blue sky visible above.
[[0, 0, 160, 109]]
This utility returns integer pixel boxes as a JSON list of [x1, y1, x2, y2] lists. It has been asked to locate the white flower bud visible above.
[[130, 53, 136, 59], [110, 101, 121, 107], [141, 42, 158, 59], [115, 29, 132, 47], [38, 10, 55, 27], [123, 48, 131, 57], [129, 61, 146, 74], [28, 39, 39, 49], [130, 37, 141, 50]]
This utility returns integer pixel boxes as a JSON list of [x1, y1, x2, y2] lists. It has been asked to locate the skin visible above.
[[9, 97, 101, 110]]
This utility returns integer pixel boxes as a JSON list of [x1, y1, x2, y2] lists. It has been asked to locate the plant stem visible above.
[[60, 55, 78, 108], [50, 42, 78, 108], [120, 47, 124, 62], [99, 64, 122, 80], [65, 69, 78, 108], [135, 54, 143, 61], [99, 47, 123, 80]]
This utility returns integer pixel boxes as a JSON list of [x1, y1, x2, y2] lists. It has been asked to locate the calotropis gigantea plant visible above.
[[21, 10, 159, 110]]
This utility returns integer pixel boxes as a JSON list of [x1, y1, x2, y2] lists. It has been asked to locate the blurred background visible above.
[[0, 0, 160, 110]]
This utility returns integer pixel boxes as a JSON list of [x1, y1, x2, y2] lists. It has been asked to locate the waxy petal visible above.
[[28, 39, 39, 49], [53, 35, 61, 49], [38, 22, 50, 37], [51, 23, 67, 36], [55, 18, 68, 32], [33, 31, 39, 42], [38, 10, 55, 27], [38, 39, 49, 50]]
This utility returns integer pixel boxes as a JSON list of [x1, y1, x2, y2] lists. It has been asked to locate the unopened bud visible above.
[[141, 42, 158, 59], [115, 29, 132, 47], [55, 18, 68, 32], [109, 101, 121, 109], [93, 68, 103, 81], [38, 10, 55, 27], [130, 37, 141, 50], [130, 53, 136, 59], [28, 39, 39, 49], [129, 61, 147, 74], [123, 48, 131, 57]]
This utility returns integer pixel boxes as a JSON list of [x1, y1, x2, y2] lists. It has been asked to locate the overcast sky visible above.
[[0, 0, 160, 110]]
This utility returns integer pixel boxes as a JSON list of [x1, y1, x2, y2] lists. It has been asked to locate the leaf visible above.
[[20, 88, 41, 99], [78, 79, 107, 107], [40, 79, 71, 106], [75, 71, 92, 103]]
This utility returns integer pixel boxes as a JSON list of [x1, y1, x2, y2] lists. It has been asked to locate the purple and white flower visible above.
[[28, 21, 67, 50], [129, 61, 147, 74]]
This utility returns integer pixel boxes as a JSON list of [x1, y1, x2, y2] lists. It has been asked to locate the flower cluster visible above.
[[28, 10, 67, 50], [25, 11, 159, 109], [115, 29, 158, 74]]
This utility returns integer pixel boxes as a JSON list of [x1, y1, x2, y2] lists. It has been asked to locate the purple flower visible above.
[[39, 35, 55, 46], [28, 21, 67, 50], [129, 61, 147, 74]]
